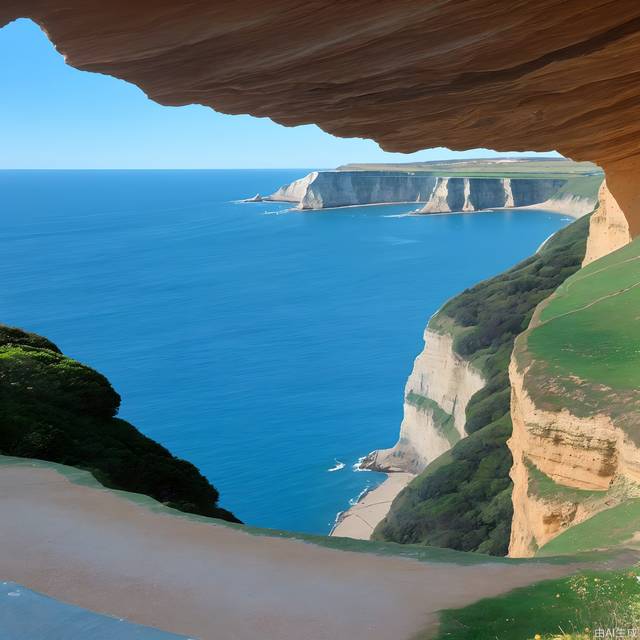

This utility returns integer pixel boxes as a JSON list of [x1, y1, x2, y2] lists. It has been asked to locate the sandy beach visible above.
[[331, 472, 414, 539], [0, 459, 589, 640]]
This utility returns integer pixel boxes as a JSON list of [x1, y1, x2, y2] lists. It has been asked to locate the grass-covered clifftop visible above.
[[0, 325, 239, 523], [374, 213, 592, 555], [338, 157, 602, 179], [522, 236, 640, 423], [507, 235, 640, 558]]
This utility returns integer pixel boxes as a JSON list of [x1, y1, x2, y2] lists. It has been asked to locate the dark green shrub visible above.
[[0, 326, 239, 523]]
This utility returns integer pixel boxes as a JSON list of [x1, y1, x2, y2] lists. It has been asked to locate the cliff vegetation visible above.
[[0, 325, 239, 523], [509, 234, 640, 556], [374, 214, 591, 554]]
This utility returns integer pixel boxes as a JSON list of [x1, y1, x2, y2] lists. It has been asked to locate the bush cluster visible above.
[[0, 327, 239, 523]]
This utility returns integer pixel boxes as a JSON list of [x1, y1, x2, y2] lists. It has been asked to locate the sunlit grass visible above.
[[432, 569, 640, 640]]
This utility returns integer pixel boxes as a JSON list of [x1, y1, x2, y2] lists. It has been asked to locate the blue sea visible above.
[[0, 582, 188, 639], [0, 170, 570, 534]]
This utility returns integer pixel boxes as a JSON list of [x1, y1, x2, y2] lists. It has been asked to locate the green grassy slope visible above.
[[0, 325, 239, 523], [518, 236, 640, 442], [374, 214, 592, 555], [551, 174, 603, 200], [538, 499, 640, 557], [494, 237, 640, 559], [337, 157, 602, 178], [430, 569, 640, 640]]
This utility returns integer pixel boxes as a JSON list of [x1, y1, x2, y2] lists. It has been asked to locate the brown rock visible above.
[[2, 2, 640, 228]]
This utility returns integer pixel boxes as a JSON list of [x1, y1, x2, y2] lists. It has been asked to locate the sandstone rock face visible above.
[[2, 2, 640, 230], [508, 356, 640, 556], [363, 328, 484, 474], [583, 180, 631, 265]]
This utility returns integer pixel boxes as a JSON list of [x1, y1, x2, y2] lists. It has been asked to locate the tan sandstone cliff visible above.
[[582, 180, 631, 266], [363, 326, 484, 474], [508, 358, 640, 556], [507, 179, 635, 557]]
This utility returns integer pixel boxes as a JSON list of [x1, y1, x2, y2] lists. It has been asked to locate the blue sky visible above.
[[0, 19, 560, 169]]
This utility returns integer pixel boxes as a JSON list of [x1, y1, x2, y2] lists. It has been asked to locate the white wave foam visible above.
[[348, 484, 372, 506], [352, 456, 371, 472], [261, 208, 295, 216], [327, 459, 345, 472]]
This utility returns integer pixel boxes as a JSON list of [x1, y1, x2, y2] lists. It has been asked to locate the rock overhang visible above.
[[2, 1, 640, 228]]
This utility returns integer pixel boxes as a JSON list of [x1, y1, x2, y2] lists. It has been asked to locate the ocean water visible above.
[[0, 170, 570, 534], [0, 582, 188, 639]]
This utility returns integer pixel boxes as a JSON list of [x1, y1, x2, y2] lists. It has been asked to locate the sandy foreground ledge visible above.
[[0, 460, 583, 640], [331, 472, 414, 540]]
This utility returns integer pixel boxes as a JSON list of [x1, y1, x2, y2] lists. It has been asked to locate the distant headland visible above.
[[245, 157, 602, 218]]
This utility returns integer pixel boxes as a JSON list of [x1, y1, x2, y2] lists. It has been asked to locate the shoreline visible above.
[[243, 197, 587, 218], [330, 472, 415, 540]]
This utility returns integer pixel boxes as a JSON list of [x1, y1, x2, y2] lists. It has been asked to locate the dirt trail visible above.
[[0, 462, 602, 640]]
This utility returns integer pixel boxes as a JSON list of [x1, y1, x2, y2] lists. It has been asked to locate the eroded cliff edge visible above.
[[582, 180, 631, 266], [508, 236, 640, 557]]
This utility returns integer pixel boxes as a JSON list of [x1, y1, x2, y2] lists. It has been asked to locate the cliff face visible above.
[[364, 328, 484, 474], [582, 180, 631, 266], [528, 194, 597, 218], [269, 172, 568, 213], [418, 178, 565, 214], [269, 171, 437, 209], [269, 172, 319, 203], [508, 237, 640, 557], [508, 360, 635, 556]]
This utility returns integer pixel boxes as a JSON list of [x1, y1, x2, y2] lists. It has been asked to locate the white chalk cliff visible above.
[[418, 177, 567, 213], [363, 327, 484, 474], [265, 171, 571, 213], [269, 171, 437, 209]]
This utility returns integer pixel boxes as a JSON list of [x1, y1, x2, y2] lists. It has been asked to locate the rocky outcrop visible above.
[[418, 178, 565, 214], [363, 327, 484, 474], [269, 172, 319, 204], [583, 180, 631, 265]]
